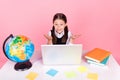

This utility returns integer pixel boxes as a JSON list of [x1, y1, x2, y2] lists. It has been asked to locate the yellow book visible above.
[[85, 48, 111, 63]]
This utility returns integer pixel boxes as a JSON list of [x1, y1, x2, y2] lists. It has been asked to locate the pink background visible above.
[[0, 0, 120, 65]]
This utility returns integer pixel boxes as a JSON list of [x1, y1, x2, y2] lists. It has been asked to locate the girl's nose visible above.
[[58, 25, 61, 27]]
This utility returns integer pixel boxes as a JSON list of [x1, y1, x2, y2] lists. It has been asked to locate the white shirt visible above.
[[48, 30, 72, 44]]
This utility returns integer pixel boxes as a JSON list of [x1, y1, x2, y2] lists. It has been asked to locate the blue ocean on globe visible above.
[[5, 35, 34, 62]]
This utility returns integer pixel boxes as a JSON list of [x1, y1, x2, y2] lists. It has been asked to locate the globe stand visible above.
[[14, 60, 32, 71]]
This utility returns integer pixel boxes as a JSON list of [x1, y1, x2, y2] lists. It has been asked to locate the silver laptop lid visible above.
[[41, 44, 83, 65]]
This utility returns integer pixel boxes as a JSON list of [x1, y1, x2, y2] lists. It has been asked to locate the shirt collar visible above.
[[55, 30, 64, 38]]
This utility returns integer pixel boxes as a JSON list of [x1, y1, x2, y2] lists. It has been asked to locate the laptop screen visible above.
[[41, 44, 83, 65]]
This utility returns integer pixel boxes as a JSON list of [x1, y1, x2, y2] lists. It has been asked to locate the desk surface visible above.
[[0, 51, 120, 80]]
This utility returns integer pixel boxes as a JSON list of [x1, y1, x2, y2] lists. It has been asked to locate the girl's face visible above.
[[53, 19, 66, 34]]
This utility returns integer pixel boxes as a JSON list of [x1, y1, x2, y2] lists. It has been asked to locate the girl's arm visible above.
[[69, 34, 81, 44], [44, 34, 52, 45]]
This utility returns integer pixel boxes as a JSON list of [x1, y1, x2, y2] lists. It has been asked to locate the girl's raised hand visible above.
[[44, 34, 52, 40], [44, 34, 53, 44], [70, 34, 81, 40], [69, 34, 81, 43]]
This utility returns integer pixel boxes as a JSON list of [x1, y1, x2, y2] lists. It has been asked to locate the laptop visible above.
[[41, 44, 83, 65]]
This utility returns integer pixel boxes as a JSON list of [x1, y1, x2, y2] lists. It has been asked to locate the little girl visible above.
[[44, 13, 80, 45]]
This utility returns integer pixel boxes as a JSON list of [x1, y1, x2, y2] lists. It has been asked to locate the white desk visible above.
[[0, 51, 120, 80]]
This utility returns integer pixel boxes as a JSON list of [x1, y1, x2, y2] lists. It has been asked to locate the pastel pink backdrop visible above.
[[0, 0, 120, 65]]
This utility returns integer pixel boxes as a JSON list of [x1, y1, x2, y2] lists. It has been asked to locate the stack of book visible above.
[[85, 48, 111, 66]]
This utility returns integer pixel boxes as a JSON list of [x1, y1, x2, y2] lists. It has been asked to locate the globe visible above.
[[3, 34, 34, 71]]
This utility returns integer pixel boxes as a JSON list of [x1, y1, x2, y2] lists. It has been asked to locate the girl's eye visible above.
[[55, 24, 58, 26], [60, 24, 63, 26]]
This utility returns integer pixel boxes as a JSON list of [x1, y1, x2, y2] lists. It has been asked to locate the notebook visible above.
[[41, 44, 83, 65]]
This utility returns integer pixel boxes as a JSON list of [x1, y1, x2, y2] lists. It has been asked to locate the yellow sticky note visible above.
[[87, 73, 98, 80], [77, 66, 88, 73], [64, 71, 77, 78], [26, 72, 38, 80]]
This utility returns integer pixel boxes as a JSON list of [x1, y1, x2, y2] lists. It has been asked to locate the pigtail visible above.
[[61, 26, 68, 43], [51, 26, 57, 44]]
